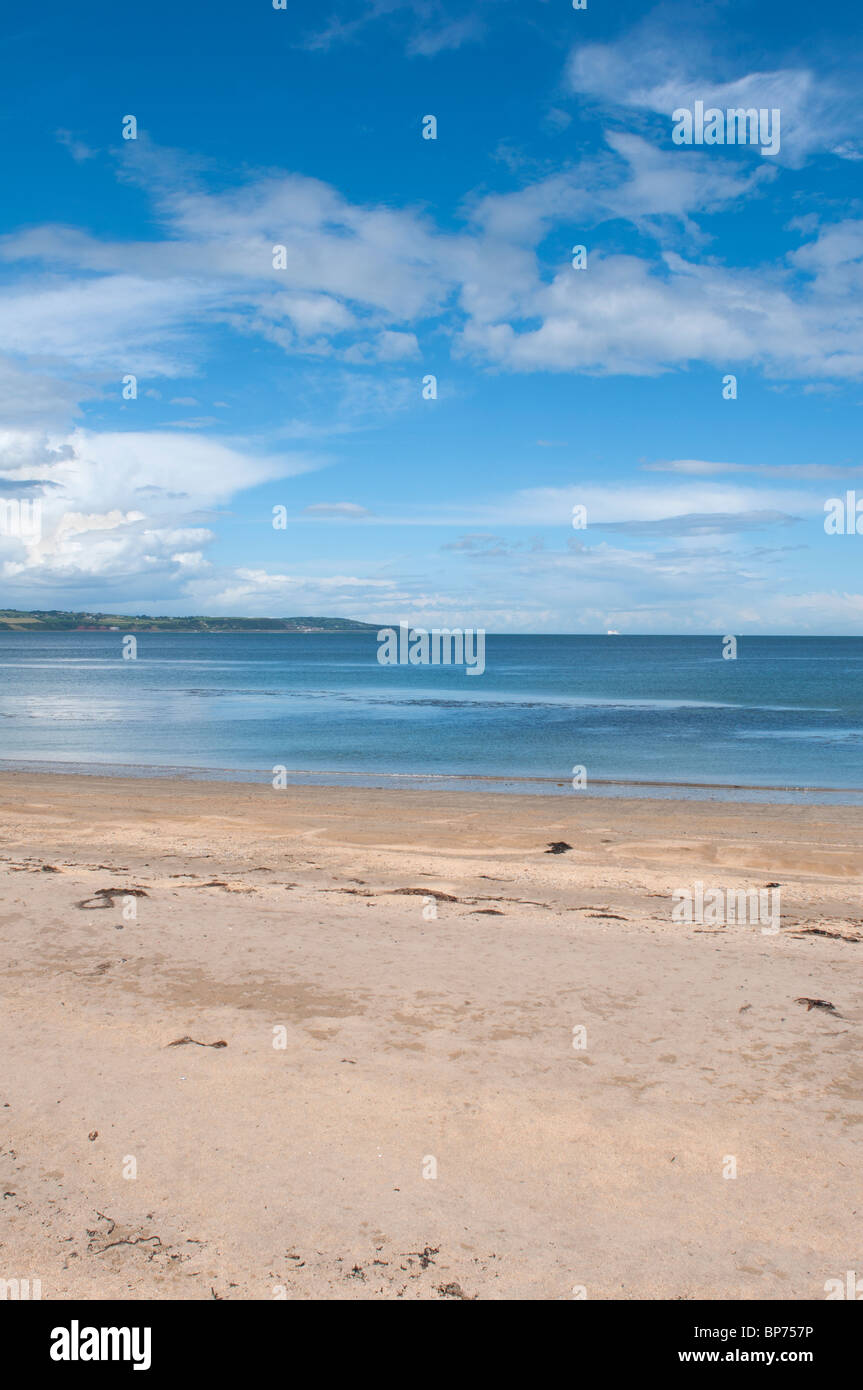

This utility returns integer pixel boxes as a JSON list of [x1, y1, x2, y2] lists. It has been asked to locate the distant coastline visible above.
[[0, 608, 379, 633]]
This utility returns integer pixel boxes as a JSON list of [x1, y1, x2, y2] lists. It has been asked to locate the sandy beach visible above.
[[1, 770, 861, 1300]]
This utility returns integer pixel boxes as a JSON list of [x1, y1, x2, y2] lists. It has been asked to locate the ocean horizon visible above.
[[2, 629, 863, 804]]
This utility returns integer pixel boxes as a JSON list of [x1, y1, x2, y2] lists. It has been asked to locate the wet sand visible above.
[[1, 771, 861, 1299]]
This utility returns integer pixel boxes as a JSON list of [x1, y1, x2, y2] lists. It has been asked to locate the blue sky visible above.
[[1, 0, 863, 631]]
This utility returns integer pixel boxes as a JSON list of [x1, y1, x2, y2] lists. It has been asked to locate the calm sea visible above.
[[1, 631, 863, 803]]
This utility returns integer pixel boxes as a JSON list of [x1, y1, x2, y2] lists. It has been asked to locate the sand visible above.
[[1, 771, 861, 1300]]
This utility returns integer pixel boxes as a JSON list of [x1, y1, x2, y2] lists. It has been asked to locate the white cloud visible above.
[[56, 129, 97, 162], [407, 14, 484, 56], [645, 458, 863, 480], [565, 22, 858, 167], [0, 428, 321, 589], [303, 502, 373, 518], [299, 0, 486, 57], [458, 241, 863, 379], [477, 480, 818, 528], [3, 131, 863, 405]]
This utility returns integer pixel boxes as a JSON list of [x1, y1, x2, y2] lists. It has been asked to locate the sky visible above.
[[1, 0, 862, 633]]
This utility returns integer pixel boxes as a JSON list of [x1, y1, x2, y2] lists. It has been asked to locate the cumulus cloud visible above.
[[0, 429, 320, 591], [3, 129, 863, 409]]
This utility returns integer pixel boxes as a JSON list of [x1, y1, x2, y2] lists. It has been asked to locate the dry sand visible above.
[[1, 771, 861, 1300]]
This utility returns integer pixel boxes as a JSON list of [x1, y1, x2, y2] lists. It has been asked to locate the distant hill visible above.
[[0, 609, 380, 633]]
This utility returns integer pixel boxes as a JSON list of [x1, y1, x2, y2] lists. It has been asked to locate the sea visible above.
[[1, 630, 863, 803]]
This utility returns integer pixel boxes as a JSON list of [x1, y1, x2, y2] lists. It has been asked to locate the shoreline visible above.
[[1, 759, 862, 805], [4, 765, 863, 869]]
